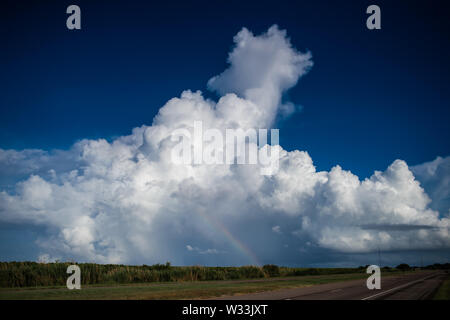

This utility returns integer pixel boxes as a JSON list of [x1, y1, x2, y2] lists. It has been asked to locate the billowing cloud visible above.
[[0, 26, 449, 266], [411, 156, 450, 215], [207, 25, 313, 126]]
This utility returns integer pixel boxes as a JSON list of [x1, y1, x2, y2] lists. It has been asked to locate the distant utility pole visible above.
[[378, 247, 381, 267]]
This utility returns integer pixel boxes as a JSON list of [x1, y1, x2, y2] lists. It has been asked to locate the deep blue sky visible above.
[[1, 0, 449, 178]]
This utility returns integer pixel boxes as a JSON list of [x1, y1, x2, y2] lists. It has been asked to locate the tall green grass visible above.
[[0, 261, 382, 288], [433, 277, 450, 300]]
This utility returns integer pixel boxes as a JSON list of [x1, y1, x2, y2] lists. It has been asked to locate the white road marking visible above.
[[361, 273, 437, 300]]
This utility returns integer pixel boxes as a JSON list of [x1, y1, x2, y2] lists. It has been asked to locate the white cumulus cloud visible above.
[[0, 25, 449, 266]]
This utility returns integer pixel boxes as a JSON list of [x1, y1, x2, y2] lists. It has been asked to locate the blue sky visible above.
[[0, 0, 449, 266], [1, 0, 448, 177]]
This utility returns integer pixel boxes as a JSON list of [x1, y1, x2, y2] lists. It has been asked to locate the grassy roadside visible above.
[[0, 271, 415, 300], [433, 276, 450, 300]]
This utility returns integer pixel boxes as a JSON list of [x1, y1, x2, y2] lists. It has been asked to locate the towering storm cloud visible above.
[[0, 26, 449, 266]]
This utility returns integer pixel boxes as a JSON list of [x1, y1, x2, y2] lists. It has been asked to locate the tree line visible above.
[[0, 261, 435, 288]]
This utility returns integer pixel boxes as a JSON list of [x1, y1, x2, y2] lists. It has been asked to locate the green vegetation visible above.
[[0, 261, 427, 300], [262, 264, 280, 277], [0, 272, 379, 300], [433, 276, 450, 300], [423, 263, 450, 270], [395, 263, 411, 271], [0, 261, 405, 288]]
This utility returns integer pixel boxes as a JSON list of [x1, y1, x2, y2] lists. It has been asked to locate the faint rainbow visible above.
[[198, 211, 261, 266]]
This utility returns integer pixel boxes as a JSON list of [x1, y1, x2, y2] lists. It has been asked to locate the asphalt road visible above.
[[216, 271, 448, 300]]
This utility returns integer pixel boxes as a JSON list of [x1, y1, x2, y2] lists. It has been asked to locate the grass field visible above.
[[0, 261, 431, 299], [433, 276, 450, 300], [0, 261, 400, 288], [0, 271, 410, 300]]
